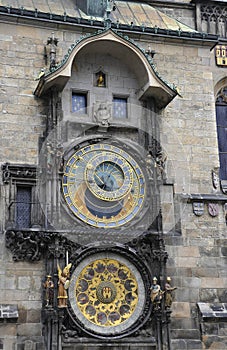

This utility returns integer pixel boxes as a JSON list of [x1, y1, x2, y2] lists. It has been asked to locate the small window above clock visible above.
[[113, 96, 128, 119], [95, 70, 106, 88], [72, 91, 87, 114]]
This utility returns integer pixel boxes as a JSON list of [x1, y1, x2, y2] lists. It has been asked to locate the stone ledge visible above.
[[197, 302, 227, 322], [180, 193, 227, 202], [62, 343, 156, 350], [171, 339, 202, 350], [0, 304, 18, 321], [171, 329, 201, 340]]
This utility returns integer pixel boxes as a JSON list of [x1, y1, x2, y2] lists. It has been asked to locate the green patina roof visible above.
[[0, 0, 196, 33]]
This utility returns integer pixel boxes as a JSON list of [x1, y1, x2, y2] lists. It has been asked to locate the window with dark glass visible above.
[[16, 186, 32, 229], [113, 97, 128, 119], [216, 87, 227, 180], [72, 92, 87, 114]]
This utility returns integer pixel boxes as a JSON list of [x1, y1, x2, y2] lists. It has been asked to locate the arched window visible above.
[[216, 87, 227, 182]]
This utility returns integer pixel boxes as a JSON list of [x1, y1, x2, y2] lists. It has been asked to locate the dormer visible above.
[[76, 0, 112, 17]]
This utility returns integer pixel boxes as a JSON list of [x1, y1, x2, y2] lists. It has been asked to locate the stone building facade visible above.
[[0, 1, 226, 349]]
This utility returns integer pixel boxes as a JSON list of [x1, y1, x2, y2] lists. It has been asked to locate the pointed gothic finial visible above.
[[106, 0, 116, 14], [105, 0, 115, 27]]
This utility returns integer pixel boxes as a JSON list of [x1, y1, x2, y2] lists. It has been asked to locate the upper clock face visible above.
[[62, 142, 146, 228]]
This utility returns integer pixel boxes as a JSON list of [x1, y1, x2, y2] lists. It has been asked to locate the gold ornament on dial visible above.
[[74, 258, 138, 327]]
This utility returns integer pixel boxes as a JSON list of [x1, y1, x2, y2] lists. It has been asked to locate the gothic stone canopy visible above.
[[34, 28, 178, 109]]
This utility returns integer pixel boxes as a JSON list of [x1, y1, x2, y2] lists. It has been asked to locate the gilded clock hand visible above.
[[94, 172, 105, 185], [95, 172, 112, 191], [103, 168, 119, 189], [102, 172, 118, 191]]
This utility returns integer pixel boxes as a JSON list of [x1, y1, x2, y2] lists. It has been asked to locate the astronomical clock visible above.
[[29, 24, 173, 350], [50, 135, 165, 345], [62, 140, 147, 229]]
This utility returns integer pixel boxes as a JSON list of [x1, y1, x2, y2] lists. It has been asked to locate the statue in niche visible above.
[[164, 276, 177, 309], [57, 263, 72, 308], [150, 277, 164, 310], [46, 142, 63, 174], [148, 142, 167, 180], [155, 148, 167, 180], [93, 101, 111, 126], [43, 275, 54, 307], [46, 32, 59, 69], [96, 71, 106, 87], [146, 152, 154, 180]]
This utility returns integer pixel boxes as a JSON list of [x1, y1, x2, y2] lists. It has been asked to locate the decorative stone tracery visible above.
[[195, 1, 227, 37]]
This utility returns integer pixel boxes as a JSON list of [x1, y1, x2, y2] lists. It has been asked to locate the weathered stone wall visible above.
[[0, 2, 226, 349], [148, 37, 226, 349], [0, 251, 44, 349], [0, 23, 50, 164], [0, 21, 49, 349], [155, 42, 218, 192], [142, 20, 226, 349]]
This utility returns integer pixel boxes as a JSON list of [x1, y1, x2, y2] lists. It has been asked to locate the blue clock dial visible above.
[[94, 162, 123, 192], [62, 143, 146, 228], [85, 154, 133, 201]]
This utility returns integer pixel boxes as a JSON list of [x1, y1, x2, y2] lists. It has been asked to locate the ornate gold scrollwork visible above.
[[75, 258, 138, 327]]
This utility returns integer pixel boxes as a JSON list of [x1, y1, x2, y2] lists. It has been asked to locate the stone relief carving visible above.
[[5, 230, 78, 262], [2, 163, 36, 184], [93, 101, 112, 126]]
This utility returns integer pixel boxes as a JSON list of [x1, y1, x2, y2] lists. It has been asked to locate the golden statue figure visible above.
[[164, 276, 177, 308], [96, 72, 105, 87], [57, 263, 72, 308], [150, 276, 164, 309]]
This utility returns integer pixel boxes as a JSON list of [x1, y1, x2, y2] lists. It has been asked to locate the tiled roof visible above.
[[111, 1, 195, 32], [0, 0, 196, 32]]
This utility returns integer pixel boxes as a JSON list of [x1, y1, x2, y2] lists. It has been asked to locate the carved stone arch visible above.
[[34, 29, 177, 109], [214, 76, 227, 98], [214, 78, 227, 187]]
